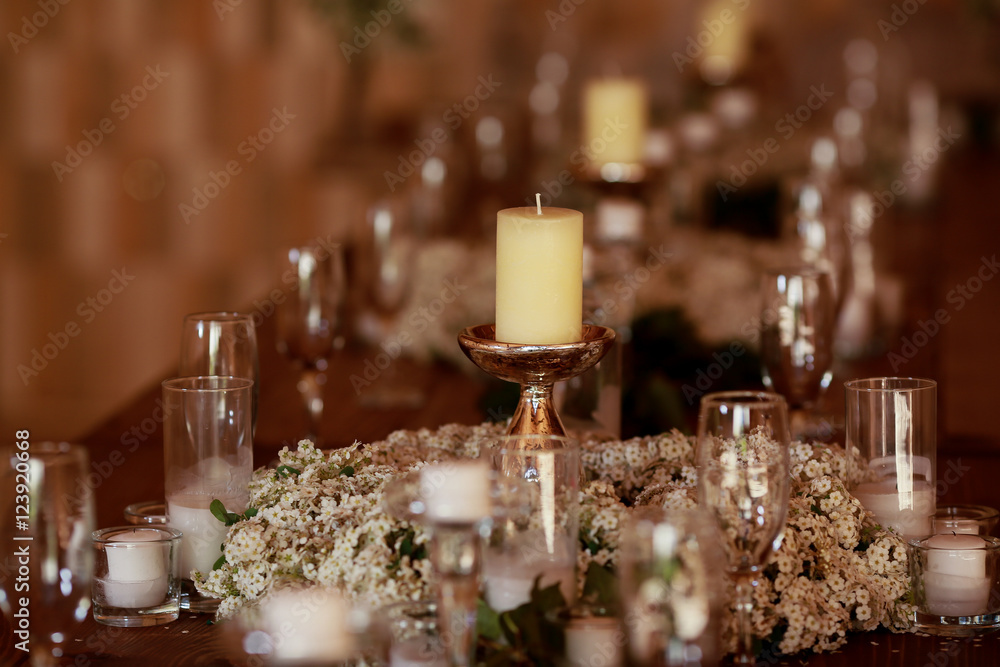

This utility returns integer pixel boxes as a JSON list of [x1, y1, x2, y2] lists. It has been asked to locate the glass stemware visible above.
[[619, 507, 727, 667], [358, 196, 423, 408], [0, 442, 95, 666], [179, 311, 259, 434], [275, 243, 348, 442], [759, 266, 836, 440], [695, 391, 790, 665]]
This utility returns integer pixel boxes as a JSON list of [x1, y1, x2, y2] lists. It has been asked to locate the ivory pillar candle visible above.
[[582, 79, 649, 166], [101, 528, 169, 608], [922, 533, 991, 617], [496, 206, 583, 345]]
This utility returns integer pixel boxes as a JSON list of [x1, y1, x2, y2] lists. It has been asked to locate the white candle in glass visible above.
[[923, 533, 991, 617], [495, 205, 583, 345], [420, 461, 491, 524], [852, 479, 934, 537], [933, 518, 981, 535], [101, 529, 168, 608], [168, 493, 242, 577], [483, 541, 576, 612], [389, 636, 446, 667], [564, 617, 624, 667]]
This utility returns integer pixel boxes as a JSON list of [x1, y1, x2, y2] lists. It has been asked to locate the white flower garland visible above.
[[197, 422, 912, 656]]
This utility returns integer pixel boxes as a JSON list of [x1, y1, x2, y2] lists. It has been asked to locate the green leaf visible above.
[[210, 499, 228, 524], [244, 508, 258, 519], [582, 562, 620, 607], [339, 465, 355, 477], [477, 599, 501, 641], [212, 554, 226, 571], [275, 465, 301, 479]]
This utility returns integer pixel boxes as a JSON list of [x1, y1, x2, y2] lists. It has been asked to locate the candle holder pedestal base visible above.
[[458, 324, 615, 442]]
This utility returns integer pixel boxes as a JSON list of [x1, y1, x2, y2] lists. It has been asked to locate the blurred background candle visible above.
[[581, 78, 649, 166], [420, 461, 491, 524], [495, 206, 583, 345]]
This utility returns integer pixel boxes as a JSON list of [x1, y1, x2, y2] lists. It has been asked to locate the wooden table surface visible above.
[[4, 149, 1000, 665]]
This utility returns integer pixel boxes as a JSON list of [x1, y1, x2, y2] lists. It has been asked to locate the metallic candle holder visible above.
[[458, 324, 616, 439]]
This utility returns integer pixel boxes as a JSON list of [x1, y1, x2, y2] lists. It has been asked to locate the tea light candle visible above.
[[483, 551, 576, 612], [168, 493, 241, 577], [420, 462, 491, 524], [582, 78, 648, 166], [390, 636, 446, 667], [852, 479, 934, 537], [922, 533, 991, 617], [564, 616, 624, 667], [495, 205, 583, 345], [259, 588, 354, 662], [102, 529, 168, 608]]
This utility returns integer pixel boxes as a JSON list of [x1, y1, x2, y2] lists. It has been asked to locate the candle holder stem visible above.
[[458, 325, 616, 443], [430, 524, 482, 667]]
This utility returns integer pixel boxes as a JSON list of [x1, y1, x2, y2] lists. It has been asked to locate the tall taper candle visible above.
[[496, 206, 583, 344]]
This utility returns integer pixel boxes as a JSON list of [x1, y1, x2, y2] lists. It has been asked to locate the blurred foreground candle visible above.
[[420, 461, 491, 523], [922, 533, 990, 616], [496, 206, 583, 344], [564, 616, 624, 667], [582, 78, 648, 166]]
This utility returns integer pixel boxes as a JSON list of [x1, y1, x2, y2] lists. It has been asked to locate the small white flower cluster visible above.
[[197, 423, 911, 659]]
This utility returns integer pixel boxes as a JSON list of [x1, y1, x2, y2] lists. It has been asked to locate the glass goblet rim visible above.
[[844, 377, 937, 393]]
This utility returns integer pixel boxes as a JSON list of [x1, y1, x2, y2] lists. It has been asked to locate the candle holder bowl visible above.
[[458, 324, 616, 441]]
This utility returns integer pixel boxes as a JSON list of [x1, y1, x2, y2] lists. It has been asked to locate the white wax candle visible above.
[[483, 549, 576, 612], [582, 79, 648, 166], [923, 533, 991, 617], [564, 617, 624, 667], [853, 479, 934, 537], [495, 206, 583, 345], [260, 588, 354, 662], [420, 462, 491, 524], [168, 493, 244, 577], [390, 636, 446, 667], [101, 529, 169, 608]]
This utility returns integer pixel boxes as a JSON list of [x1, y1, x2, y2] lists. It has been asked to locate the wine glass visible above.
[[619, 506, 727, 666], [696, 392, 790, 665], [359, 196, 423, 408], [759, 266, 836, 440], [179, 311, 259, 434], [0, 442, 95, 666], [275, 243, 348, 443]]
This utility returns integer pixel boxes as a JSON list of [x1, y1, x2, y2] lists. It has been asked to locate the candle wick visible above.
[[535, 193, 542, 215]]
